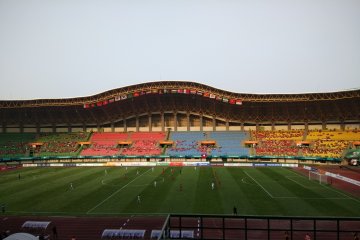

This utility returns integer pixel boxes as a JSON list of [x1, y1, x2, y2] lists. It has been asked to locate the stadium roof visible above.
[[1, 81, 359, 109]]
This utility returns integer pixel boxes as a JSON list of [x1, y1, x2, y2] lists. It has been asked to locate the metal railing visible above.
[[158, 214, 360, 240]]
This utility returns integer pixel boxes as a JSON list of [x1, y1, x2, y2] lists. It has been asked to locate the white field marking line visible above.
[[101, 179, 150, 187], [241, 177, 256, 186], [87, 168, 151, 214], [289, 169, 360, 204], [320, 183, 360, 204], [243, 171, 274, 198], [285, 176, 319, 189]]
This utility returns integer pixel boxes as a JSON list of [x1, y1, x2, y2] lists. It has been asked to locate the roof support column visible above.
[[148, 114, 152, 132], [2, 122, 6, 133], [200, 115, 203, 132], [287, 122, 291, 130], [124, 118, 127, 132], [36, 123, 40, 134], [271, 122, 275, 131], [304, 121, 308, 131], [187, 112, 190, 131], [174, 112, 177, 132], [340, 121, 345, 131], [240, 122, 244, 131], [82, 123, 86, 132], [68, 124, 71, 133], [20, 122, 23, 133], [322, 121, 326, 130], [161, 112, 165, 132], [226, 119, 229, 131], [111, 122, 114, 132], [52, 124, 56, 133], [136, 115, 139, 132], [212, 117, 216, 131]]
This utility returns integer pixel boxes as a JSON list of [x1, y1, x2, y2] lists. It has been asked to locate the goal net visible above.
[[309, 171, 329, 185]]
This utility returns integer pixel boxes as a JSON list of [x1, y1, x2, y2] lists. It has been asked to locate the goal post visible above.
[[308, 171, 329, 184]]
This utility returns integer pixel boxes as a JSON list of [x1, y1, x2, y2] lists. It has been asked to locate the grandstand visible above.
[[121, 132, 165, 156], [80, 133, 127, 156], [0, 81, 358, 163], [209, 131, 249, 157], [0, 133, 35, 158], [0, 81, 360, 239], [166, 131, 208, 157], [252, 130, 304, 157], [35, 132, 90, 157]]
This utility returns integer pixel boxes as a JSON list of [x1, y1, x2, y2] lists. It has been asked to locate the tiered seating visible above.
[[253, 130, 304, 139], [253, 130, 303, 156], [210, 131, 249, 156], [81, 133, 128, 156], [302, 130, 359, 158], [166, 132, 208, 156], [255, 139, 299, 156], [36, 132, 90, 156], [121, 132, 165, 156], [0, 133, 36, 157]]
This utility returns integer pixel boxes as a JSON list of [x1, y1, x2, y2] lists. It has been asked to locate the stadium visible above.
[[0, 81, 360, 240]]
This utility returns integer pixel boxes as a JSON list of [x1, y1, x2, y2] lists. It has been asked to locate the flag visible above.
[[177, 89, 183, 93], [197, 91, 203, 96], [114, 95, 121, 101], [103, 100, 108, 105], [229, 99, 236, 104], [184, 89, 190, 94], [121, 95, 127, 100], [96, 101, 103, 106], [203, 92, 210, 97], [222, 98, 229, 103], [133, 92, 140, 97], [83, 104, 90, 108], [216, 96, 222, 101], [210, 94, 216, 99], [171, 89, 177, 93], [236, 99, 242, 105], [109, 98, 115, 103], [190, 89, 197, 94]]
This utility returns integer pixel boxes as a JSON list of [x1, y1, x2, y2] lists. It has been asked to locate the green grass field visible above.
[[0, 166, 359, 217]]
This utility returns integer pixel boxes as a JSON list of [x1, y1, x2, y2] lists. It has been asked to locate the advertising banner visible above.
[[224, 163, 253, 167], [169, 162, 184, 167], [156, 162, 170, 166], [325, 172, 360, 186]]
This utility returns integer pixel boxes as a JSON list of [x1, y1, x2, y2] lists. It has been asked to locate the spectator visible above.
[[354, 232, 359, 240], [284, 231, 289, 240], [52, 226, 58, 240]]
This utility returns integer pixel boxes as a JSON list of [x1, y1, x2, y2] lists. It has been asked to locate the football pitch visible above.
[[0, 166, 359, 217]]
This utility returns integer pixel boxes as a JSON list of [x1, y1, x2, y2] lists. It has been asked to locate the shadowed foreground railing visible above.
[[158, 214, 360, 240]]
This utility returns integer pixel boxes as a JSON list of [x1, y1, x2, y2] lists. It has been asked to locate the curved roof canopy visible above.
[[0, 81, 359, 109]]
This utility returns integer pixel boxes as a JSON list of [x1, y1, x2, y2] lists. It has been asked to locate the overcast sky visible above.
[[0, 0, 359, 100]]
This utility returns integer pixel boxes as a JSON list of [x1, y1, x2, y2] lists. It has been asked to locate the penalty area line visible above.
[[87, 168, 151, 214], [243, 171, 274, 198]]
